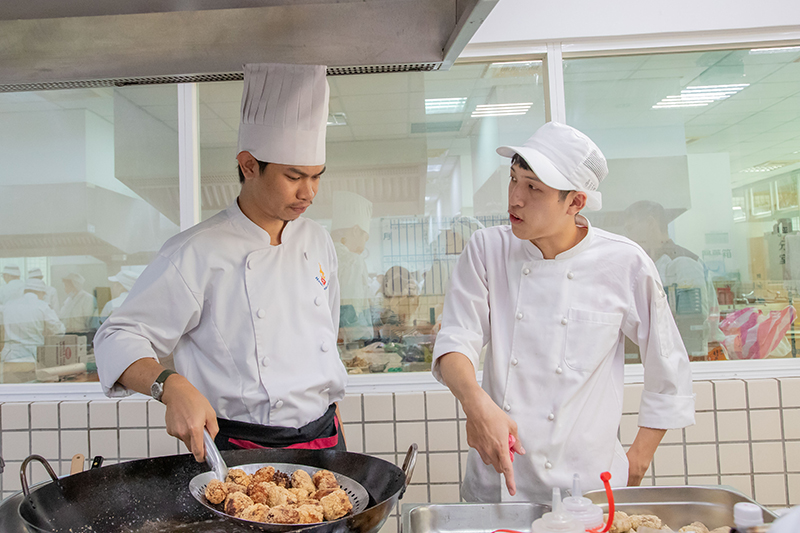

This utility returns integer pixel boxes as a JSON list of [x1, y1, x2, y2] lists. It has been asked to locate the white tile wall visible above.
[[1, 378, 799, 507]]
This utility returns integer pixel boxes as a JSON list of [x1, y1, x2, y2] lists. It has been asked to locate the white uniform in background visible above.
[[28, 268, 59, 312], [94, 200, 347, 428], [432, 218, 695, 503], [100, 292, 129, 318], [59, 274, 96, 332], [0, 279, 24, 305], [100, 269, 140, 319], [1, 288, 66, 363]]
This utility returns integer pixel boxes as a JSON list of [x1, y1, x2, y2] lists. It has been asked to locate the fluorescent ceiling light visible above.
[[427, 164, 443, 172], [425, 97, 467, 115], [471, 102, 532, 117], [740, 163, 787, 173], [327, 112, 347, 126], [489, 60, 541, 68], [653, 84, 749, 109], [749, 45, 800, 54]]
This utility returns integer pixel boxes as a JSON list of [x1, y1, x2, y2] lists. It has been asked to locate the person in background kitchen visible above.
[[0, 265, 24, 305], [27, 267, 59, 312], [59, 272, 96, 332], [99, 269, 140, 320], [1, 278, 65, 363], [94, 63, 348, 461], [432, 122, 694, 503], [331, 190, 376, 345]]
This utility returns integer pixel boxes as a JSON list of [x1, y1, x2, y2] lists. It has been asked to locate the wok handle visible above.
[[20, 454, 59, 498], [400, 443, 418, 490]]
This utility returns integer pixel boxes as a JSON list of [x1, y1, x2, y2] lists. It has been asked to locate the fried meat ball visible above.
[[266, 505, 302, 524], [205, 479, 227, 505], [603, 511, 632, 533], [272, 470, 291, 488], [630, 514, 662, 530], [292, 470, 317, 493], [240, 503, 270, 522], [296, 503, 325, 524], [252, 466, 275, 485], [312, 469, 339, 490], [247, 481, 273, 505], [226, 468, 252, 488], [709, 528, 731, 533], [313, 488, 337, 500], [289, 487, 311, 500], [679, 523, 710, 533], [265, 483, 298, 507], [225, 491, 254, 518], [223, 481, 248, 495], [319, 488, 353, 521]]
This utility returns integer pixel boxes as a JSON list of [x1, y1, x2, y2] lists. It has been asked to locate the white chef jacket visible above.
[[334, 242, 374, 342], [42, 285, 59, 312], [432, 216, 694, 503], [94, 200, 348, 428], [59, 290, 95, 331], [0, 279, 24, 305], [1, 293, 66, 363]]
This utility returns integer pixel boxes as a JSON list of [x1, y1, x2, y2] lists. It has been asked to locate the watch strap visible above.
[[152, 368, 178, 401]]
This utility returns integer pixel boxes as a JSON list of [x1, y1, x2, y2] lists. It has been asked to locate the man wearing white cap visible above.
[[432, 122, 694, 503], [59, 273, 96, 332], [28, 268, 59, 312], [0, 265, 24, 305], [100, 269, 139, 319], [1, 278, 65, 366], [331, 191, 375, 343], [95, 63, 347, 461]]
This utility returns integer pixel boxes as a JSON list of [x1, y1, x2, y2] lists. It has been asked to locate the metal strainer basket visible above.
[[189, 462, 369, 529]]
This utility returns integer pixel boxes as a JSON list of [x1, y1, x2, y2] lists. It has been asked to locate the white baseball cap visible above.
[[238, 63, 330, 166], [28, 267, 44, 279], [497, 122, 608, 211], [62, 272, 86, 286], [25, 278, 48, 292], [108, 270, 139, 291], [3, 265, 21, 277]]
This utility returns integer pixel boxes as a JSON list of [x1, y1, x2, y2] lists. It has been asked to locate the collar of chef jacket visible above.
[[521, 214, 594, 261], [228, 198, 301, 245]]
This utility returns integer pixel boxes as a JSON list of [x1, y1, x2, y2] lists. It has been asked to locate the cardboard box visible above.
[[40, 335, 87, 368]]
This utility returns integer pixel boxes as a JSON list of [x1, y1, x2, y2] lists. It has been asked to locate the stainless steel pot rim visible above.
[[189, 462, 370, 528]]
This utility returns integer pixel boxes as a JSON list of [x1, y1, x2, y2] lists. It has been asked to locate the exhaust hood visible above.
[[0, 0, 498, 92]]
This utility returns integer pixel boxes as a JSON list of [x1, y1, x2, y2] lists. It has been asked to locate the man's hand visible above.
[[463, 391, 526, 496], [162, 374, 219, 463], [626, 427, 666, 486], [436, 352, 525, 496]]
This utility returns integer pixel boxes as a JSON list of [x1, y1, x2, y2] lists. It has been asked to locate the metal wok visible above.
[[18, 445, 417, 533]]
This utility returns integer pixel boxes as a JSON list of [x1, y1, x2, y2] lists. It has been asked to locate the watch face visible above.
[[151, 382, 162, 400]]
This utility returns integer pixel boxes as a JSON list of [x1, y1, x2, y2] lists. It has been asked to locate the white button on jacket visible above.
[[432, 217, 694, 503], [95, 201, 348, 429]]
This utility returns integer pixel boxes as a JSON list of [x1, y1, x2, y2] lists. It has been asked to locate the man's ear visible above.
[[567, 191, 587, 214], [236, 151, 259, 181]]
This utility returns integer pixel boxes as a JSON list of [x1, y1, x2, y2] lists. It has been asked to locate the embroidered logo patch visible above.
[[315, 263, 328, 290]]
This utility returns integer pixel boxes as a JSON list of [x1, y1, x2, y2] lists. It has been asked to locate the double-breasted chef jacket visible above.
[[1, 292, 65, 362], [95, 200, 348, 429], [432, 215, 695, 503]]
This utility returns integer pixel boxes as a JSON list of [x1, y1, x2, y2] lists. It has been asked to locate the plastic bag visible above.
[[719, 305, 797, 360]]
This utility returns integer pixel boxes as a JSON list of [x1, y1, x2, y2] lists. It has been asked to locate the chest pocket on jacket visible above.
[[563, 308, 624, 373]]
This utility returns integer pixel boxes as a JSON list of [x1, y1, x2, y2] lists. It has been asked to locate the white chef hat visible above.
[[108, 270, 139, 291], [25, 278, 48, 293], [237, 63, 330, 166], [332, 191, 373, 233], [3, 265, 21, 277], [62, 272, 86, 287], [28, 267, 44, 279]]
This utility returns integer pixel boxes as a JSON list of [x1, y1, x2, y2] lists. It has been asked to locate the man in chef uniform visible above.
[[330, 191, 375, 344], [59, 273, 96, 332], [432, 122, 694, 503], [94, 63, 347, 461], [0, 265, 24, 305], [28, 268, 59, 312]]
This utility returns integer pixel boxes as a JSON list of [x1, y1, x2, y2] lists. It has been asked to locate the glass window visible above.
[[0, 86, 181, 383], [199, 61, 546, 373], [564, 47, 800, 363]]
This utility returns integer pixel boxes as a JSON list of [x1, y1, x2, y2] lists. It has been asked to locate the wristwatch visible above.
[[150, 369, 178, 402]]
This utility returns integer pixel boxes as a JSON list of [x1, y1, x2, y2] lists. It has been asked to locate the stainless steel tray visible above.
[[583, 485, 778, 531], [402, 503, 549, 533]]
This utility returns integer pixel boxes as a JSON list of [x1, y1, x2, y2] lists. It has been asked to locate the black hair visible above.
[[510, 153, 571, 202], [238, 159, 269, 184]]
